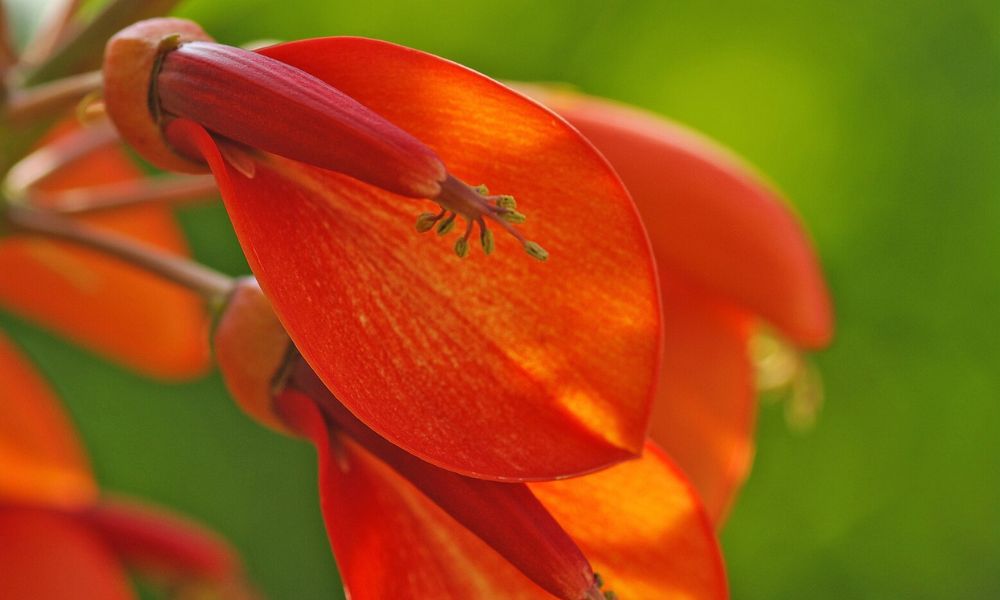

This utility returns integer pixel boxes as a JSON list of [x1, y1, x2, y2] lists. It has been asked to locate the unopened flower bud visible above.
[[212, 278, 294, 434], [104, 18, 448, 198], [103, 18, 215, 173]]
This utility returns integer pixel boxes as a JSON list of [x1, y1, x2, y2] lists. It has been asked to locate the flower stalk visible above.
[[3, 204, 234, 303], [31, 173, 218, 215], [18, 0, 84, 69], [3, 70, 103, 125], [0, 2, 16, 75], [4, 121, 119, 197]]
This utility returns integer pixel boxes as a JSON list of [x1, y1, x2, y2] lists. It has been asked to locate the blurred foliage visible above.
[[4, 0, 998, 598]]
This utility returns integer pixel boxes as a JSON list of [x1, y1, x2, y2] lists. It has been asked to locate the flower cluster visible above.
[[0, 2, 831, 599]]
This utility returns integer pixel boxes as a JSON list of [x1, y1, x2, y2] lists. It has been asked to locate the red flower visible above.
[[520, 88, 834, 522], [102, 19, 664, 482], [0, 334, 255, 599], [214, 279, 727, 600]]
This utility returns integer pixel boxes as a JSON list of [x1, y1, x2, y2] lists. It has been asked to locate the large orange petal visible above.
[[651, 273, 756, 524], [532, 442, 729, 600], [168, 37, 661, 481], [0, 508, 134, 600], [0, 334, 97, 508], [0, 124, 210, 378], [525, 88, 832, 348], [276, 390, 551, 600]]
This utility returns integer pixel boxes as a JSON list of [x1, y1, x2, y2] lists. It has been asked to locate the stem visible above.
[[4, 204, 234, 302], [0, 1, 17, 74], [26, 0, 182, 86], [19, 0, 84, 68], [31, 174, 219, 214], [4, 70, 103, 125], [4, 121, 118, 195]]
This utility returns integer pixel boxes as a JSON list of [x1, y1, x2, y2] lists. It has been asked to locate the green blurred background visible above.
[[4, 0, 999, 598]]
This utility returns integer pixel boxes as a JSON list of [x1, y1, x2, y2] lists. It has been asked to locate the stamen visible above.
[[751, 329, 825, 432], [454, 219, 475, 258], [500, 209, 527, 224], [523, 241, 549, 261], [415, 210, 444, 233], [496, 195, 516, 209], [437, 212, 457, 235], [418, 174, 549, 261], [588, 572, 617, 600], [479, 220, 495, 255]]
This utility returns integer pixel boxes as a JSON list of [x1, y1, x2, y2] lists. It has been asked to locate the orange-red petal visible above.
[[649, 273, 756, 524], [0, 334, 97, 508], [167, 37, 661, 481], [0, 508, 134, 600], [278, 388, 725, 600], [531, 442, 729, 599], [525, 88, 832, 348], [274, 388, 550, 599], [0, 124, 210, 378]]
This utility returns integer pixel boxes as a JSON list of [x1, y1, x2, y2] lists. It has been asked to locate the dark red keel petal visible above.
[[159, 41, 446, 198], [0, 508, 134, 600], [168, 37, 661, 481], [282, 412, 552, 599]]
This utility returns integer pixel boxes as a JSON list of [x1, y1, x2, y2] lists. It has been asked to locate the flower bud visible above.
[[156, 40, 446, 197], [212, 278, 293, 434], [103, 18, 214, 173], [103, 18, 446, 198]]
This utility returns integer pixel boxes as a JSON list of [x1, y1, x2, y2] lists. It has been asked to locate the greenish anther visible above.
[[523, 241, 548, 261], [436, 212, 457, 235], [496, 195, 516, 209], [480, 228, 495, 255], [415, 212, 439, 233], [501, 210, 527, 224]]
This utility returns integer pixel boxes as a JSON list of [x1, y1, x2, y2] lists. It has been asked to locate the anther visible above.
[[501, 209, 527, 224], [436, 212, 457, 235], [480, 226, 495, 256], [418, 174, 549, 261], [523, 241, 549, 262], [496, 195, 516, 209], [415, 211, 442, 233]]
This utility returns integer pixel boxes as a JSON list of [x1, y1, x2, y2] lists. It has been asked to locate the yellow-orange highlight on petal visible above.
[[533, 443, 728, 600]]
